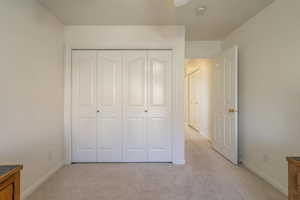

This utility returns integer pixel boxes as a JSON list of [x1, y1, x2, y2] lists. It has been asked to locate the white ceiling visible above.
[[39, 0, 274, 40]]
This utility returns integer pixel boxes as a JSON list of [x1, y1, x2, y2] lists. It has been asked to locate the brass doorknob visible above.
[[228, 108, 237, 113]]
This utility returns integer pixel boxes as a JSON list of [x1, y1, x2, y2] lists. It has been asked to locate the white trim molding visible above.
[[22, 162, 65, 200], [242, 160, 288, 196], [173, 160, 186, 165], [64, 45, 72, 165]]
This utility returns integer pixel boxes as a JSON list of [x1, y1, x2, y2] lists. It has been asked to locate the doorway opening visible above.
[[183, 46, 239, 164], [184, 59, 213, 141]]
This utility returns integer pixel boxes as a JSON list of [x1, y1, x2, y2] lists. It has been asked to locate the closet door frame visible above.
[[65, 48, 179, 164]]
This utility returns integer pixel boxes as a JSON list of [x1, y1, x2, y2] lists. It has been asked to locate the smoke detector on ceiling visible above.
[[174, 0, 192, 7]]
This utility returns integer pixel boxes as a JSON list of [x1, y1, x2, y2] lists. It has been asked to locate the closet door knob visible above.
[[96, 110, 100, 113], [144, 110, 148, 113]]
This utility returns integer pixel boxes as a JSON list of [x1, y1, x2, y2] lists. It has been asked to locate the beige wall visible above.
[[186, 41, 221, 59], [0, 0, 65, 198], [185, 59, 213, 140], [222, 0, 300, 195]]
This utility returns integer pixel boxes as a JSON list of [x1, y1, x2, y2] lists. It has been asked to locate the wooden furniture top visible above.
[[287, 157, 300, 167], [0, 165, 23, 183]]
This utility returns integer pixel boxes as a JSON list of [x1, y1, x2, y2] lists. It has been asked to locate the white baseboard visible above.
[[64, 159, 72, 165], [173, 160, 186, 165], [22, 161, 65, 200], [242, 160, 288, 196], [207, 138, 212, 144], [199, 131, 210, 139], [198, 131, 212, 144]]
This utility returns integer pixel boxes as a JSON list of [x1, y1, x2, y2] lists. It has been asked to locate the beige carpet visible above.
[[27, 127, 287, 200]]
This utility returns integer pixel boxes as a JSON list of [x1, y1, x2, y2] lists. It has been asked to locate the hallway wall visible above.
[[222, 0, 300, 195], [0, 0, 65, 198], [186, 41, 221, 59]]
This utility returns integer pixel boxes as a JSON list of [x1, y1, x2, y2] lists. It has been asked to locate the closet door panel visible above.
[[123, 51, 148, 162], [97, 51, 122, 162], [147, 51, 172, 162], [127, 55, 147, 107], [72, 51, 97, 162], [147, 115, 171, 161]]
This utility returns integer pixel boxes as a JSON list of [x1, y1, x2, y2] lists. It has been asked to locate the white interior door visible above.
[[123, 51, 148, 162], [72, 51, 97, 162], [96, 51, 122, 162], [212, 46, 238, 164], [188, 70, 201, 131], [147, 51, 172, 162]]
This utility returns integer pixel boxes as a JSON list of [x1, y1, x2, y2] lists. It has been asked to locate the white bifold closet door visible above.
[[123, 51, 172, 162], [96, 51, 123, 162], [72, 51, 97, 162], [72, 50, 172, 162], [72, 51, 123, 162]]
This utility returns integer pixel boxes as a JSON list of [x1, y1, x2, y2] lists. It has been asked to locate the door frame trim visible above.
[[64, 47, 182, 164]]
